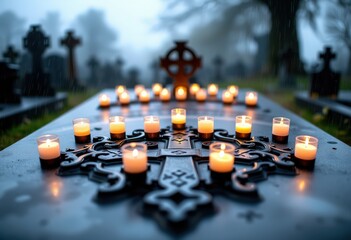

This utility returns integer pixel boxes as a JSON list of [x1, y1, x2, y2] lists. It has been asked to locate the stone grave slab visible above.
[[0, 89, 350, 239]]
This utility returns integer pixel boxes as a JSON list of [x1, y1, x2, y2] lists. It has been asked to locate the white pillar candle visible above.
[[171, 108, 186, 125], [160, 88, 171, 102], [190, 83, 200, 95], [122, 143, 148, 174], [73, 118, 90, 136], [119, 91, 130, 105], [222, 90, 234, 104], [144, 116, 160, 133], [37, 134, 60, 160], [198, 116, 214, 134], [196, 88, 207, 102], [209, 142, 235, 173], [175, 87, 187, 101], [139, 90, 150, 103], [235, 115, 252, 134], [294, 136, 318, 160], [152, 83, 162, 96], [99, 94, 110, 107], [245, 91, 258, 107], [207, 84, 218, 96], [227, 85, 239, 97]]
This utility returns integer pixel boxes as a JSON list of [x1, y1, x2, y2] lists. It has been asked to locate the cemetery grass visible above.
[[230, 76, 351, 146], [0, 89, 98, 150]]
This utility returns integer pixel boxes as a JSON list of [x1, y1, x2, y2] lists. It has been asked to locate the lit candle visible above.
[[160, 88, 171, 102], [175, 87, 187, 101], [208, 84, 218, 96], [119, 91, 130, 105], [115, 85, 126, 97], [139, 89, 150, 103], [37, 134, 61, 168], [109, 116, 126, 140], [190, 83, 200, 96], [171, 108, 186, 130], [134, 84, 145, 96], [122, 142, 148, 174], [272, 117, 290, 143], [144, 116, 160, 139], [198, 116, 214, 140], [294, 136, 318, 169], [235, 115, 252, 139], [209, 142, 235, 173], [152, 83, 162, 96], [99, 94, 110, 108], [196, 88, 207, 102], [73, 118, 91, 143], [222, 90, 233, 104], [245, 91, 258, 107], [227, 85, 239, 98]]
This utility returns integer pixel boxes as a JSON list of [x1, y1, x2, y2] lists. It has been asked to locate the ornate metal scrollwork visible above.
[[58, 126, 297, 231]]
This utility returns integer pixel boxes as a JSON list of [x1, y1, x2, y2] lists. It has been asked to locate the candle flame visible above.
[[101, 94, 107, 101], [224, 91, 231, 97], [161, 88, 169, 95], [242, 116, 245, 124], [177, 88, 185, 95], [132, 149, 139, 158], [140, 90, 148, 97], [305, 136, 310, 147], [46, 139, 51, 146], [219, 143, 225, 158], [228, 85, 238, 95], [280, 117, 284, 124], [220, 143, 226, 150], [248, 92, 254, 98]]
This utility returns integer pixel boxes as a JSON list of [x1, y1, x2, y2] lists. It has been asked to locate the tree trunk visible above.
[[261, 0, 301, 75]]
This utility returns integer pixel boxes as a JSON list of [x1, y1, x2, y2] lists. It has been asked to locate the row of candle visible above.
[[37, 110, 318, 171], [99, 84, 258, 107]]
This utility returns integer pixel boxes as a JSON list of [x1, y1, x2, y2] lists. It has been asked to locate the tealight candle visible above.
[[99, 94, 110, 108], [272, 117, 290, 143], [160, 88, 171, 102], [139, 89, 150, 103], [171, 108, 186, 130], [175, 87, 187, 101], [222, 90, 234, 104], [144, 116, 160, 139], [235, 115, 252, 139], [119, 91, 130, 105], [73, 118, 91, 143], [115, 85, 126, 97], [208, 84, 218, 96], [109, 116, 126, 140], [227, 85, 239, 98], [198, 116, 214, 140], [37, 134, 61, 168], [152, 83, 162, 96], [134, 84, 145, 96], [245, 91, 258, 107], [190, 83, 200, 96], [122, 142, 148, 174], [196, 88, 207, 102], [294, 135, 318, 169], [209, 142, 235, 173]]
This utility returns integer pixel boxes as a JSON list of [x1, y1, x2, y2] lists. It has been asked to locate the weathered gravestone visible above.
[[22, 25, 55, 96], [44, 54, 66, 90], [212, 55, 224, 80], [310, 46, 341, 99], [3, 45, 19, 65], [160, 41, 201, 96], [60, 30, 82, 90], [0, 62, 21, 104], [278, 47, 296, 88]]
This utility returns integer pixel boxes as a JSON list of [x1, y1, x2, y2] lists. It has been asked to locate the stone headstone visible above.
[[87, 55, 100, 86], [115, 57, 125, 85], [310, 46, 341, 99], [60, 30, 82, 90], [44, 54, 66, 90], [278, 47, 296, 88], [212, 55, 223, 80], [160, 41, 201, 94], [3, 45, 19, 65], [0, 62, 21, 104], [22, 25, 55, 96]]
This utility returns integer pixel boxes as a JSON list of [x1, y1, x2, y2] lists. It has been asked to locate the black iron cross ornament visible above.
[[58, 127, 297, 231]]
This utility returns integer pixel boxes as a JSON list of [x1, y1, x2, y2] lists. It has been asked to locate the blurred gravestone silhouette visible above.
[[22, 25, 55, 96], [102, 62, 116, 88], [126, 67, 139, 88], [3, 45, 19, 65], [44, 54, 66, 90], [278, 47, 296, 88], [115, 57, 125, 86], [0, 61, 21, 104], [150, 59, 161, 83], [310, 46, 340, 99], [60, 30, 82, 90], [87, 55, 100, 87], [212, 55, 223, 81]]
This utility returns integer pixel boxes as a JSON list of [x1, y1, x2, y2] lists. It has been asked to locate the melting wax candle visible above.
[[272, 117, 290, 143], [209, 142, 235, 173], [122, 143, 148, 174], [235, 115, 252, 139], [171, 108, 186, 130]]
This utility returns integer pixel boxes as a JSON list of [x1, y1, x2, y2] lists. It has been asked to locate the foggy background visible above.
[[0, 0, 349, 86]]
